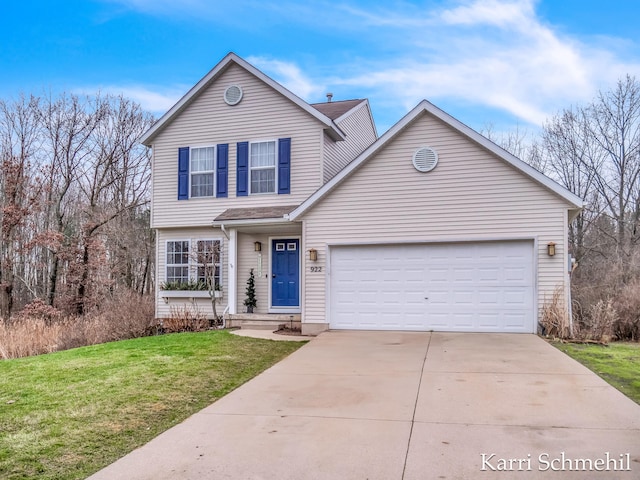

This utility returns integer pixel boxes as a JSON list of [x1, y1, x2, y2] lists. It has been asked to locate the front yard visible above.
[[0, 330, 305, 480], [553, 341, 640, 404]]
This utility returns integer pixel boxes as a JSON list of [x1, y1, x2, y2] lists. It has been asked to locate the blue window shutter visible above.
[[178, 147, 189, 200], [216, 144, 228, 197], [278, 138, 291, 195], [236, 141, 249, 197]]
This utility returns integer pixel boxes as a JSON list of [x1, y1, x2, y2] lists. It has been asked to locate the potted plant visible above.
[[243, 268, 257, 313]]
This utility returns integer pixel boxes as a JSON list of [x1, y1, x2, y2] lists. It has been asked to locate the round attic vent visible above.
[[412, 147, 438, 172], [223, 85, 243, 105]]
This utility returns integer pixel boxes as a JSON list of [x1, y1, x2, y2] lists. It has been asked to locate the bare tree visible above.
[[541, 107, 604, 260], [72, 94, 152, 313], [0, 91, 155, 319], [481, 123, 546, 172], [38, 93, 105, 307], [0, 95, 43, 320], [587, 75, 640, 261]]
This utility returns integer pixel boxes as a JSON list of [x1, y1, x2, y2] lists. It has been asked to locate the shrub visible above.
[[14, 298, 63, 324], [578, 299, 616, 342], [0, 291, 156, 359], [162, 306, 209, 333], [612, 281, 640, 341], [571, 269, 640, 341], [160, 279, 209, 291]]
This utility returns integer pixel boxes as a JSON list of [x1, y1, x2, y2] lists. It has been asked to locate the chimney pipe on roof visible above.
[[326, 92, 333, 102]]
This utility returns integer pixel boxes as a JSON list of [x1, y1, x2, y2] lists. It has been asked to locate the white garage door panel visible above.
[[329, 241, 535, 333]]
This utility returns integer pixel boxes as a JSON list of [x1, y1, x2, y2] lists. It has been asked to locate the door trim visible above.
[[268, 235, 302, 314]]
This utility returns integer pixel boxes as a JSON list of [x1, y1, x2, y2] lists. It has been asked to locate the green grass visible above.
[[0, 330, 305, 480], [553, 341, 640, 405]]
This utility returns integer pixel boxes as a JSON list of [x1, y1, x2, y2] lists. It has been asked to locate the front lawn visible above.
[[553, 341, 640, 405], [0, 330, 305, 480]]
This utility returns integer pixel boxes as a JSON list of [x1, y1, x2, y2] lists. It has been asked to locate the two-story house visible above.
[[141, 52, 582, 335]]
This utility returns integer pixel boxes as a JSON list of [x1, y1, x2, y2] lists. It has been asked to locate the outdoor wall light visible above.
[[254, 241, 262, 252], [309, 248, 318, 261], [547, 242, 556, 257]]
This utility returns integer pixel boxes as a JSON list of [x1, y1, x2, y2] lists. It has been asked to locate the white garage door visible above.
[[329, 241, 535, 332]]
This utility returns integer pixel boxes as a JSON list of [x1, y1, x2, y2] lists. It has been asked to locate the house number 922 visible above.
[[310, 266, 323, 272]]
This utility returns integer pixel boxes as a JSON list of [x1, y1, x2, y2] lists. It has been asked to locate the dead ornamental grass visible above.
[[162, 305, 210, 333], [0, 293, 155, 359], [540, 287, 571, 339]]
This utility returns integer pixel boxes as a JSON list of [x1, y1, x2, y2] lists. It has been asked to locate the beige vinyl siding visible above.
[[156, 227, 227, 319], [151, 64, 325, 228], [323, 103, 377, 183], [302, 112, 570, 325]]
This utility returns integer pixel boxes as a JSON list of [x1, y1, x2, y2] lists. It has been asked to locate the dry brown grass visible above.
[[612, 281, 640, 341], [570, 254, 640, 341], [540, 287, 571, 339], [571, 271, 640, 341], [161, 305, 210, 333], [0, 292, 155, 359], [576, 299, 616, 342]]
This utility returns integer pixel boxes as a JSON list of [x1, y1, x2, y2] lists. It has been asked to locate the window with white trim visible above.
[[190, 146, 215, 198], [165, 239, 223, 287], [166, 240, 190, 283], [196, 239, 222, 288], [249, 140, 276, 194]]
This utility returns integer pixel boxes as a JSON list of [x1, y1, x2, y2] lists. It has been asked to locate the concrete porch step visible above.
[[238, 321, 287, 331], [227, 313, 301, 330]]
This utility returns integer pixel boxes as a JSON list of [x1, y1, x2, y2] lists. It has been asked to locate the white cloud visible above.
[[439, 0, 536, 28], [246, 56, 325, 100], [318, 0, 640, 127], [75, 85, 184, 114], [97, 0, 640, 129]]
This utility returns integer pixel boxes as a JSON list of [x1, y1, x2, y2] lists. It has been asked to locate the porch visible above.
[[214, 205, 303, 319]]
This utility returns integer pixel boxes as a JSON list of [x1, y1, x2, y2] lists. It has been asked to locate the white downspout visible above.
[[220, 223, 230, 240], [216, 223, 236, 317], [567, 254, 575, 338], [227, 227, 237, 315]]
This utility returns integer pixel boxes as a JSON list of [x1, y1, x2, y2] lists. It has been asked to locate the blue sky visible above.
[[2, 0, 639, 134]]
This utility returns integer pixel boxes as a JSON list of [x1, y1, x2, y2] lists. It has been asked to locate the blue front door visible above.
[[271, 239, 300, 308]]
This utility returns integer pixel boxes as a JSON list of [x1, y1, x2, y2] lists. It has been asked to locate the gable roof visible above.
[[139, 53, 346, 146], [289, 99, 584, 221], [311, 99, 366, 120]]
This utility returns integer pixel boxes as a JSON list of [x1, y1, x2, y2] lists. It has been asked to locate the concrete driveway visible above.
[[88, 332, 640, 479]]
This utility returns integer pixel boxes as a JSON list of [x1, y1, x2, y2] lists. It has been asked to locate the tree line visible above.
[[487, 75, 640, 339], [0, 93, 154, 321], [1, 78, 639, 338]]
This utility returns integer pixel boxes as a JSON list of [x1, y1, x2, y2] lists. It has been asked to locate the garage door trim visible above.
[[326, 238, 538, 333]]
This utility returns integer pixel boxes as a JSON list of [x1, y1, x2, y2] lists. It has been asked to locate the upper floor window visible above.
[[236, 138, 290, 197], [250, 141, 276, 194], [178, 144, 228, 200], [190, 147, 215, 198]]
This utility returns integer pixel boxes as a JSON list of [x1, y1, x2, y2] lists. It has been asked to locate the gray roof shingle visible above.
[[311, 99, 365, 120], [214, 205, 299, 222]]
